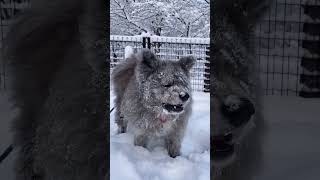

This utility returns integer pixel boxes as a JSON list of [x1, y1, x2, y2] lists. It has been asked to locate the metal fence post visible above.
[[204, 46, 210, 92], [142, 36, 151, 49], [299, 4, 320, 98]]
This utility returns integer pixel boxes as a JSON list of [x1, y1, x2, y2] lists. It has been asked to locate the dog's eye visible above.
[[163, 84, 172, 87]]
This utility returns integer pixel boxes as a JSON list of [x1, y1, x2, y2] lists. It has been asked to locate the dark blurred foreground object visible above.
[[212, 0, 268, 179], [1, 0, 109, 179]]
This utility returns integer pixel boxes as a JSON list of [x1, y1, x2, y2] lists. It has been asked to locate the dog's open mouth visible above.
[[162, 103, 184, 113], [213, 133, 234, 160]]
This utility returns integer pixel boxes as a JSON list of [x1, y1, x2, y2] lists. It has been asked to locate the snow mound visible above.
[[125, 46, 134, 59]]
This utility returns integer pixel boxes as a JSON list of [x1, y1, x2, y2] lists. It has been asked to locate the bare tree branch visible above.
[[110, 0, 209, 37]]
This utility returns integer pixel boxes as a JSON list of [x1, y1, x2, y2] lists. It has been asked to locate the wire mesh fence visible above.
[[1, 0, 319, 96], [110, 35, 144, 69], [1, 0, 30, 90], [110, 35, 210, 92], [255, 0, 320, 97], [1, 0, 30, 48]]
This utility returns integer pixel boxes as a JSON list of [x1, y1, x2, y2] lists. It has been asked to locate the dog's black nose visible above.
[[179, 92, 190, 102], [221, 97, 255, 127]]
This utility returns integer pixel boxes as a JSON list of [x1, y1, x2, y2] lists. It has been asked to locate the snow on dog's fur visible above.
[[112, 49, 195, 158], [2, 0, 108, 179], [212, 0, 270, 179]]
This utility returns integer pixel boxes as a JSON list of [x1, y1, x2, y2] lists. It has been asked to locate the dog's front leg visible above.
[[115, 114, 127, 134], [133, 133, 148, 148], [166, 116, 188, 158], [166, 135, 181, 158]]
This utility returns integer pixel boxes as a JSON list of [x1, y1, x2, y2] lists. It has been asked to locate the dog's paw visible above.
[[167, 140, 181, 158], [117, 126, 126, 134], [168, 149, 180, 158], [133, 135, 147, 148]]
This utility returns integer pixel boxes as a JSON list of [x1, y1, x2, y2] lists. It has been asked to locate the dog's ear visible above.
[[179, 56, 195, 71], [138, 49, 159, 70]]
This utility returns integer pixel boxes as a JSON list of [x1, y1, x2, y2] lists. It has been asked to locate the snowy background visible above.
[[109, 0, 211, 94], [110, 0, 209, 38]]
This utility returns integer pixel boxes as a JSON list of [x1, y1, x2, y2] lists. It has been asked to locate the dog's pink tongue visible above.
[[160, 114, 167, 123]]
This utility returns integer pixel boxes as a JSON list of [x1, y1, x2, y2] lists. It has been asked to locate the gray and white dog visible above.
[[212, 0, 270, 179], [112, 49, 195, 157]]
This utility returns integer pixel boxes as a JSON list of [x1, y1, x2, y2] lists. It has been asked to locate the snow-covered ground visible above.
[[1, 90, 320, 179], [110, 91, 210, 180], [255, 96, 320, 180]]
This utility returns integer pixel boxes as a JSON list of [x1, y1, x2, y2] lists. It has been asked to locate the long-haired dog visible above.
[[112, 49, 195, 158], [2, 0, 108, 179]]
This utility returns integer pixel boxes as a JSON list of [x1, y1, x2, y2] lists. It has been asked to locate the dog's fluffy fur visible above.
[[212, 0, 270, 179], [112, 49, 195, 157], [2, 0, 108, 179]]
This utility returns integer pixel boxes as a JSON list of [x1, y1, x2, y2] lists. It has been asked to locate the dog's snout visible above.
[[221, 96, 255, 127], [179, 92, 190, 102]]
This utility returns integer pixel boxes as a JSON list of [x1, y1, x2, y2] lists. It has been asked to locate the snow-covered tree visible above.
[[110, 0, 209, 37]]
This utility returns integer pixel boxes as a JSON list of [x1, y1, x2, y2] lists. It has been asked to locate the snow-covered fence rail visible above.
[[110, 35, 144, 69], [110, 35, 210, 92]]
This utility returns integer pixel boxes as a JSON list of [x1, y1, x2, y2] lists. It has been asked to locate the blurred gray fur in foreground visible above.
[[212, 0, 271, 179], [2, 0, 108, 179]]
